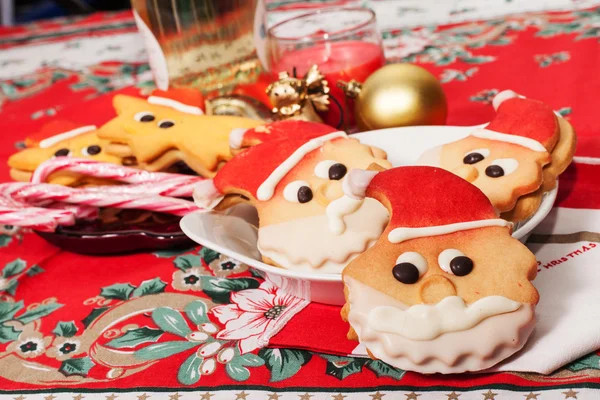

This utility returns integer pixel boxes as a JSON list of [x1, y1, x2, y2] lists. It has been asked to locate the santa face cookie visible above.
[[97, 88, 263, 177], [341, 166, 539, 374], [419, 90, 576, 222], [194, 120, 392, 274], [8, 122, 121, 186]]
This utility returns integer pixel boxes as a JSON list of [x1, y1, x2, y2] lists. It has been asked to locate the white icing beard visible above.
[[257, 198, 389, 274], [345, 276, 536, 374]]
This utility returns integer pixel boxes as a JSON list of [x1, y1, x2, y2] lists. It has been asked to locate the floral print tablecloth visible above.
[[1, 1, 600, 399]]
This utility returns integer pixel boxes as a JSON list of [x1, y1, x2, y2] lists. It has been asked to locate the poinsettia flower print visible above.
[[211, 278, 309, 354]]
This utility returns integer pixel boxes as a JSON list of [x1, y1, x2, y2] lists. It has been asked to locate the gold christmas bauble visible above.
[[341, 64, 447, 131]]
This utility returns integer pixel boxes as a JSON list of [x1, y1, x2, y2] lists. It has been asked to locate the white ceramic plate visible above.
[[180, 125, 558, 305]]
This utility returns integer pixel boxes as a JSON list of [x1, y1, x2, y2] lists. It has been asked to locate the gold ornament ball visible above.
[[353, 64, 447, 131]]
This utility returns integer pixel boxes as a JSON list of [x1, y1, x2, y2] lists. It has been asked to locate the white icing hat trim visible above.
[[256, 131, 347, 201], [229, 128, 248, 149], [38, 125, 97, 148], [471, 129, 547, 152], [343, 169, 379, 200], [148, 96, 204, 115], [388, 218, 512, 244], [193, 179, 223, 210], [492, 90, 524, 110]]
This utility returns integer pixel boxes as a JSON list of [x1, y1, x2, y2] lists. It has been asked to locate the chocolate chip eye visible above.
[[283, 180, 312, 203], [134, 111, 155, 122], [158, 120, 175, 129], [485, 165, 505, 178], [487, 158, 519, 177], [463, 148, 490, 164], [449, 256, 473, 276], [297, 186, 313, 203], [393, 251, 428, 284], [54, 148, 71, 157], [328, 163, 347, 180], [463, 152, 484, 164], [82, 145, 101, 156], [392, 263, 420, 284]]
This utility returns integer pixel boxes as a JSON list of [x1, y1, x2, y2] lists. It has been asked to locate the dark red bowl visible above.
[[35, 209, 195, 255]]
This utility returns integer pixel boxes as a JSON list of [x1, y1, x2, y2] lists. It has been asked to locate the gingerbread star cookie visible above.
[[97, 88, 264, 177], [194, 120, 392, 274], [418, 90, 576, 222], [340, 166, 539, 374], [8, 121, 121, 186]]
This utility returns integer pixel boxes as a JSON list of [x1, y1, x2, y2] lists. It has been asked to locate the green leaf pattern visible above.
[[52, 321, 78, 337]]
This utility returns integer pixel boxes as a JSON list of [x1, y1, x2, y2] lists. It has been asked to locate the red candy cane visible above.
[[0, 191, 77, 231], [3, 183, 199, 217], [32, 158, 203, 197]]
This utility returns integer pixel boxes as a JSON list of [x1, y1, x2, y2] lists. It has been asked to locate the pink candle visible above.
[[270, 41, 385, 129]]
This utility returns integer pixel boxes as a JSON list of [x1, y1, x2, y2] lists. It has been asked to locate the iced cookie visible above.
[[194, 120, 392, 274], [97, 88, 264, 177], [341, 166, 539, 374], [418, 90, 576, 222], [8, 121, 121, 186]]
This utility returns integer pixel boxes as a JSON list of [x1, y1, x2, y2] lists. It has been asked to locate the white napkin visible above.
[[494, 206, 600, 373]]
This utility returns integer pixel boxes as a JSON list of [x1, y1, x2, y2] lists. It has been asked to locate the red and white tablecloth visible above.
[[0, 1, 600, 399]]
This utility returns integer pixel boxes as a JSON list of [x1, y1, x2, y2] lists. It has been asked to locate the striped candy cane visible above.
[[32, 158, 203, 197]]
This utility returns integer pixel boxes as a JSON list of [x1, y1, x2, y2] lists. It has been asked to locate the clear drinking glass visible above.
[[131, 0, 265, 93], [266, 8, 384, 129]]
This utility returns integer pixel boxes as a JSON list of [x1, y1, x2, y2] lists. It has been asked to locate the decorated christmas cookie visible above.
[[97, 88, 264, 177], [194, 120, 392, 274], [418, 90, 576, 222], [8, 121, 121, 186], [341, 166, 539, 374]]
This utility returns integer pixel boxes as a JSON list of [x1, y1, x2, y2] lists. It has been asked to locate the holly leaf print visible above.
[[566, 353, 600, 372], [52, 321, 78, 337], [16, 302, 63, 324], [3, 279, 18, 296], [259, 348, 312, 382], [26, 265, 44, 276], [59, 356, 95, 377], [132, 278, 167, 297], [106, 327, 164, 349], [0, 300, 24, 323], [0, 324, 21, 343], [365, 360, 406, 380], [0, 235, 12, 247], [82, 306, 110, 328], [199, 247, 220, 264], [173, 254, 201, 271], [201, 277, 260, 304], [100, 283, 136, 300], [321, 354, 367, 380], [2, 259, 27, 278]]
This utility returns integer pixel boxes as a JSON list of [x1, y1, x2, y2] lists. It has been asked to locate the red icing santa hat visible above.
[[229, 120, 338, 150], [148, 88, 205, 115], [25, 120, 97, 148], [194, 121, 344, 208], [474, 90, 559, 152], [343, 166, 511, 244]]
